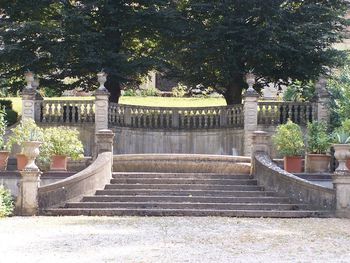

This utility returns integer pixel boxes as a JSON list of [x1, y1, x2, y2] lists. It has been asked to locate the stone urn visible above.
[[333, 144, 350, 172], [24, 71, 34, 90], [32, 78, 40, 90], [245, 72, 256, 92], [97, 71, 108, 92], [22, 141, 42, 171]]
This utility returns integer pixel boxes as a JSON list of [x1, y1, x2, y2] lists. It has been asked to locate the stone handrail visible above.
[[113, 154, 251, 174], [37, 100, 95, 124], [257, 101, 316, 126], [108, 103, 244, 129], [38, 152, 112, 209], [253, 152, 335, 210]]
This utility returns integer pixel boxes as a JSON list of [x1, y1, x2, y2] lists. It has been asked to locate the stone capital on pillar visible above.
[[15, 169, 41, 216], [96, 129, 115, 155]]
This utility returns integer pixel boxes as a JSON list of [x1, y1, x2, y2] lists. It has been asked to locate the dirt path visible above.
[[1, 217, 350, 262]]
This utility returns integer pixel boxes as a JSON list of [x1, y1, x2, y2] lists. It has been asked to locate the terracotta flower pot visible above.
[[50, 155, 67, 171], [306, 154, 331, 173], [284, 156, 303, 173], [0, 151, 10, 171], [16, 153, 28, 171]]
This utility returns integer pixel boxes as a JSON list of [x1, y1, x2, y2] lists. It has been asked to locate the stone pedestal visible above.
[[15, 169, 41, 216], [95, 90, 110, 134], [243, 90, 259, 156], [21, 89, 37, 120], [332, 173, 350, 218], [96, 129, 115, 155]]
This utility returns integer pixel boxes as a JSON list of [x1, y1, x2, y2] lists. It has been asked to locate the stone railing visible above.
[[108, 103, 244, 129], [257, 102, 317, 126], [36, 100, 95, 124]]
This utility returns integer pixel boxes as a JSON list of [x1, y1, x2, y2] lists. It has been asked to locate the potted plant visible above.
[[0, 109, 9, 171], [6, 119, 44, 170], [44, 127, 84, 171], [305, 121, 332, 173], [332, 119, 350, 169], [332, 130, 350, 171], [272, 120, 305, 173]]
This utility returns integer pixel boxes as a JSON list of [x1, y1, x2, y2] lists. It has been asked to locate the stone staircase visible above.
[[45, 172, 330, 217]]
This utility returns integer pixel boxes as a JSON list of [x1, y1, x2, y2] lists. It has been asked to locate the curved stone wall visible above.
[[113, 154, 251, 174]]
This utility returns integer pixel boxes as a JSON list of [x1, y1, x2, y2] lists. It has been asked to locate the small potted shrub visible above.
[[305, 121, 332, 173], [6, 119, 44, 170], [44, 127, 84, 171], [272, 120, 305, 173], [0, 109, 9, 171]]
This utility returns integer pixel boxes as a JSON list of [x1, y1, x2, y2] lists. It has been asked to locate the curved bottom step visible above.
[[44, 208, 332, 218]]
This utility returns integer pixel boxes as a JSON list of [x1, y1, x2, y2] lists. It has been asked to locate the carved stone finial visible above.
[[97, 71, 108, 92], [24, 71, 34, 90]]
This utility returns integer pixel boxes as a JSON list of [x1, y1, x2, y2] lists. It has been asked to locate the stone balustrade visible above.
[[108, 103, 244, 129], [37, 100, 95, 124], [257, 101, 316, 126]]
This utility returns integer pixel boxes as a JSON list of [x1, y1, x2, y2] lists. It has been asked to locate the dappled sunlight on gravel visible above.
[[0, 217, 350, 262]]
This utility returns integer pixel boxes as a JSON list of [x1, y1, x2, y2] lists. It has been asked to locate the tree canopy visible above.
[[0, 0, 349, 104], [157, 0, 349, 104]]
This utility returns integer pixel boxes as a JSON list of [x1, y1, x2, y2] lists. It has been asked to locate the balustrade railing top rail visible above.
[[257, 101, 317, 126], [37, 100, 95, 124], [108, 103, 244, 129]]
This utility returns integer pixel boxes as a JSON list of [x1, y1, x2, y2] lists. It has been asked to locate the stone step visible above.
[[95, 189, 275, 197], [110, 178, 258, 185], [44, 208, 331, 218], [104, 184, 263, 191], [82, 195, 287, 203], [112, 172, 251, 180], [65, 201, 307, 211]]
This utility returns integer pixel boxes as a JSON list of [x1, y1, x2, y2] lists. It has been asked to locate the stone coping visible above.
[[113, 154, 251, 163]]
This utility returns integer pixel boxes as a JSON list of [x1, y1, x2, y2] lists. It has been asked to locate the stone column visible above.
[[243, 74, 259, 156], [16, 169, 41, 216], [315, 77, 330, 123], [96, 129, 115, 154], [22, 72, 42, 121], [251, 131, 270, 175]]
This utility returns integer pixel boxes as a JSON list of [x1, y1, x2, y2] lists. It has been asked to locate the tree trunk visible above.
[[106, 76, 121, 103], [223, 75, 247, 105]]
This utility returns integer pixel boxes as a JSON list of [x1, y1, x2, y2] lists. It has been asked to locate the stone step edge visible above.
[[112, 172, 251, 176], [43, 208, 332, 218]]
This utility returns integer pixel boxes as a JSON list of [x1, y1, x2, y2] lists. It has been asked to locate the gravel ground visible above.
[[1, 217, 350, 263]]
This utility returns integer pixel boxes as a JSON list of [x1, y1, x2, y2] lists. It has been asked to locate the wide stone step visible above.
[[104, 184, 263, 191], [110, 178, 258, 185], [95, 189, 275, 197], [82, 195, 287, 203], [66, 201, 307, 211], [44, 208, 331, 218], [112, 172, 251, 180]]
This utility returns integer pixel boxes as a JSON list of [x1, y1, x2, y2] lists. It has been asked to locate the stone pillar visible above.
[[332, 144, 350, 218], [96, 129, 115, 154], [251, 131, 270, 175], [315, 77, 330, 123], [243, 74, 259, 156], [22, 72, 42, 121], [15, 170, 41, 216]]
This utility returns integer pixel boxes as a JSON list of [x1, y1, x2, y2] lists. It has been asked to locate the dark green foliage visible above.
[[283, 81, 316, 102], [5, 110, 18, 127], [157, 0, 349, 104], [0, 185, 14, 217], [0, 100, 12, 110], [0, 0, 170, 102]]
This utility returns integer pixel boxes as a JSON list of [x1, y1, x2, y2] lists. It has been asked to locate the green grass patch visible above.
[[8, 96, 227, 115]]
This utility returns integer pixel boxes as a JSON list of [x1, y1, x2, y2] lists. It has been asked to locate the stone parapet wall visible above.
[[253, 153, 335, 210], [38, 152, 112, 209]]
